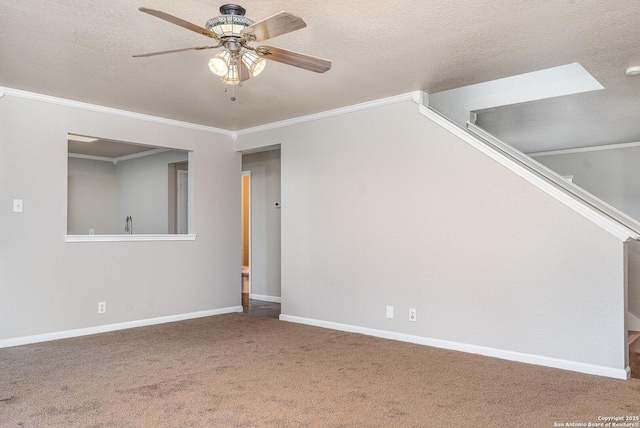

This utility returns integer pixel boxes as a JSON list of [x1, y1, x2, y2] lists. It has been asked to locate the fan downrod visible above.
[[219, 4, 246, 16]]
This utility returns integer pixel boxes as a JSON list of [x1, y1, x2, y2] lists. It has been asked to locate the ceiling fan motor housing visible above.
[[219, 4, 246, 16]]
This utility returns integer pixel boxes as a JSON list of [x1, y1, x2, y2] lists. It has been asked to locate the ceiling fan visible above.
[[134, 4, 331, 99]]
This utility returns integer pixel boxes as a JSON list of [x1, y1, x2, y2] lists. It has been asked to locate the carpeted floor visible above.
[[1, 313, 639, 427]]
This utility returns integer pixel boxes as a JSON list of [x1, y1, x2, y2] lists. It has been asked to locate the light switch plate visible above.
[[13, 199, 23, 212]]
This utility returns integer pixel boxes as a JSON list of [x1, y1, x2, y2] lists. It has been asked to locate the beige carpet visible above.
[[1, 313, 639, 427]]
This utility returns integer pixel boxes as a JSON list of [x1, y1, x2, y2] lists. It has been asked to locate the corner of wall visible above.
[[411, 91, 427, 106], [627, 239, 640, 327]]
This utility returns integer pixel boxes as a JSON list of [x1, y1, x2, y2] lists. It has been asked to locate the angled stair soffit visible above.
[[424, 64, 640, 242], [427, 63, 603, 128], [419, 105, 640, 242]]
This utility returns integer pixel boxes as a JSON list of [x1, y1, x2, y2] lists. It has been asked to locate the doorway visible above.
[[176, 170, 188, 234], [241, 149, 282, 317], [168, 161, 188, 234], [241, 171, 251, 307]]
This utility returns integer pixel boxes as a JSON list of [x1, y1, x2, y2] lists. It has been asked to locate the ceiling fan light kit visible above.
[[135, 3, 331, 100], [208, 50, 231, 76]]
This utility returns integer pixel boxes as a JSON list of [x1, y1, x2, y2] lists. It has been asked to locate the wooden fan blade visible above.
[[256, 46, 331, 73], [133, 46, 217, 58], [139, 7, 221, 41], [241, 12, 306, 42]]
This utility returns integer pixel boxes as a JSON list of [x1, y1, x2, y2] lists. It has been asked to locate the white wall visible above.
[[116, 150, 188, 234], [242, 150, 281, 301], [67, 157, 117, 235], [0, 94, 240, 341], [534, 146, 640, 222], [237, 99, 628, 376], [534, 147, 640, 330]]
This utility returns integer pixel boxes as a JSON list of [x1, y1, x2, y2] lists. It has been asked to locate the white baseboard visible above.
[[628, 312, 640, 331], [250, 294, 281, 303], [0, 306, 243, 349], [280, 314, 630, 380]]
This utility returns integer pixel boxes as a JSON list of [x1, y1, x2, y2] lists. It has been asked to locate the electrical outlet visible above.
[[98, 302, 106, 314], [409, 308, 417, 322], [386, 305, 394, 319]]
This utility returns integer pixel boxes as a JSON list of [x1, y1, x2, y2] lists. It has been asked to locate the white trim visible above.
[[68, 153, 114, 163], [280, 315, 630, 380], [239, 144, 281, 155], [235, 92, 417, 137], [116, 148, 172, 162], [250, 294, 281, 303], [65, 234, 196, 242], [419, 105, 640, 241], [68, 148, 174, 164], [1, 86, 232, 136], [412, 90, 427, 105], [0, 306, 243, 349], [528, 140, 640, 158]]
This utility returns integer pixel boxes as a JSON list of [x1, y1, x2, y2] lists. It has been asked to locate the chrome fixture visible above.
[[125, 216, 133, 234]]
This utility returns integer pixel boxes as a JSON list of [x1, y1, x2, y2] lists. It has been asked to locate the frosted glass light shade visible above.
[[242, 51, 266, 77], [221, 62, 241, 86], [208, 51, 230, 76]]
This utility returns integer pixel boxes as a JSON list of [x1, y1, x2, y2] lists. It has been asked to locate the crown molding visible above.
[[0, 86, 232, 136], [3, 86, 425, 140], [68, 153, 114, 163], [234, 92, 419, 137], [68, 147, 173, 164]]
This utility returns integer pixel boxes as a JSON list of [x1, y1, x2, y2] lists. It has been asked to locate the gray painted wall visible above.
[[534, 146, 640, 222], [242, 150, 281, 300], [0, 95, 240, 341], [67, 157, 117, 235], [116, 150, 188, 234], [2, 91, 632, 377], [534, 147, 640, 328], [237, 100, 627, 373]]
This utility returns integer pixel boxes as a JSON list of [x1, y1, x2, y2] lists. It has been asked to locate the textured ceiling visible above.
[[1, 0, 639, 152]]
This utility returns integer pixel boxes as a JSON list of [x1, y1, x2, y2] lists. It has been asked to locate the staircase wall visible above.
[[236, 97, 629, 378]]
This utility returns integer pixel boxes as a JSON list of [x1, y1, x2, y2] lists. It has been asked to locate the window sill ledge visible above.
[[65, 234, 197, 243]]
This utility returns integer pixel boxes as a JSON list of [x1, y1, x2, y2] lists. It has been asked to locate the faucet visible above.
[[125, 216, 133, 234]]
